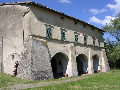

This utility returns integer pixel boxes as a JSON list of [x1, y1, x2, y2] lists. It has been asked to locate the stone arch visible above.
[[92, 54, 99, 73], [76, 54, 88, 75], [51, 52, 68, 78], [4, 53, 21, 75]]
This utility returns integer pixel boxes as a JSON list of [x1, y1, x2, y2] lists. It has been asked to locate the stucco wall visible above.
[[0, 5, 29, 74], [0, 38, 2, 72], [29, 5, 104, 47]]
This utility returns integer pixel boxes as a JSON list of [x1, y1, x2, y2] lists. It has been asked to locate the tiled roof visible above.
[[0, 1, 105, 32]]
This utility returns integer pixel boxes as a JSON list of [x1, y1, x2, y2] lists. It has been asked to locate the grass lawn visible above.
[[26, 70, 120, 90], [0, 73, 37, 88], [1, 70, 120, 90], [0, 72, 79, 88]]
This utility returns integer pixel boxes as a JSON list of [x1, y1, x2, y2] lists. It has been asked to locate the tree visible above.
[[105, 41, 120, 69], [104, 17, 120, 69], [104, 17, 120, 43]]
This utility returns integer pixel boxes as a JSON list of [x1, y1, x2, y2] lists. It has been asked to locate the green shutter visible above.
[[104, 42, 107, 48], [46, 27, 52, 38], [98, 40, 100, 47], [75, 34, 78, 43], [84, 35, 87, 44], [61, 31, 66, 40], [93, 37, 96, 46]]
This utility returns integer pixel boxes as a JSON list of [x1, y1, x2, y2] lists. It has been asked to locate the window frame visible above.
[[98, 40, 100, 47], [74, 33, 79, 43], [93, 37, 96, 46], [84, 35, 88, 45], [46, 27, 52, 38], [45, 24, 54, 39], [61, 30, 66, 41]]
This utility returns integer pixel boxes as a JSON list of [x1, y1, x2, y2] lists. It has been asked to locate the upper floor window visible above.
[[104, 42, 107, 48], [98, 40, 100, 47], [45, 24, 54, 38], [61, 30, 66, 41], [84, 35, 87, 45], [93, 37, 96, 46], [46, 27, 52, 38], [75, 33, 79, 43]]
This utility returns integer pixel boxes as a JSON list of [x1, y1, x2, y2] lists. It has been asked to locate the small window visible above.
[[83, 24, 86, 28], [92, 27, 94, 30], [46, 27, 52, 38], [61, 30, 66, 41], [61, 17, 64, 21], [75, 34, 78, 43], [84, 35, 87, 45], [12, 55, 15, 59], [75, 21, 77, 25], [61, 17, 64, 19], [98, 40, 100, 47], [93, 37, 96, 46]]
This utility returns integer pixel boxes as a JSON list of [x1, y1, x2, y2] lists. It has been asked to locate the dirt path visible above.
[[0, 75, 95, 90]]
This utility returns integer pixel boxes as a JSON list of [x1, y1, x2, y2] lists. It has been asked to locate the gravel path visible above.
[[0, 75, 94, 90]]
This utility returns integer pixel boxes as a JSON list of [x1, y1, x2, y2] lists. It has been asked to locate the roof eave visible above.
[[0, 1, 105, 32]]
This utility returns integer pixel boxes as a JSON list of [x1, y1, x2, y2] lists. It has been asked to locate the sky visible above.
[[0, 0, 120, 41]]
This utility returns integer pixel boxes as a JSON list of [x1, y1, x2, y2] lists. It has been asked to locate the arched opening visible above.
[[76, 54, 88, 76], [51, 52, 68, 78], [93, 55, 99, 73]]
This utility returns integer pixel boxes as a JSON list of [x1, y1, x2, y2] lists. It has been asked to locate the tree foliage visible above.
[[105, 41, 120, 69], [104, 17, 120, 69]]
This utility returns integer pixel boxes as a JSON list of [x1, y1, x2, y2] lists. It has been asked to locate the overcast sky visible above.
[[1, 0, 119, 41]]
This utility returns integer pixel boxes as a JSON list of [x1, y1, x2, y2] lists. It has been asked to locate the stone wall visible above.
[[31, 37, 53, 80], [17, 37, 53, 80], [17, 37, 33, 79]]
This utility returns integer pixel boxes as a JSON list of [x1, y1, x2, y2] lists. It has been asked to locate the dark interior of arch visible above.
[[51, 53, 68, 79], [76, 54, 88, 76], [93, 55, 99, 73]]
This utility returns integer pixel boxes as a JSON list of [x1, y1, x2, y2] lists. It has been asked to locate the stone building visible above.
[[0, 1, 109, 80]]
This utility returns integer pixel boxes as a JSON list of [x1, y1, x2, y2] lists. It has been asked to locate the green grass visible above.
[[41, 76, 79, 82], [0, 73, 37, 88], [0, 72, 78, 88], [26, 70, 120, 90], [1, 70, 120, 90]]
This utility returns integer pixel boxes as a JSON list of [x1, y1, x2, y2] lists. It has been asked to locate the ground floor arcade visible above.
[[0, 38, 109, 80], [51, 52, 100, 78]]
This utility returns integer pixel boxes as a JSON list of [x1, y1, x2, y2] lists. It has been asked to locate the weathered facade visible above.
[[0, 1, 109, 80]]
